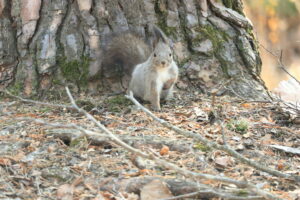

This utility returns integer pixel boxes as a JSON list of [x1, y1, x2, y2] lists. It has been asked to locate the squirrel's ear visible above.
[[152, 25, 169, 45], [169, 39, 174, 49]]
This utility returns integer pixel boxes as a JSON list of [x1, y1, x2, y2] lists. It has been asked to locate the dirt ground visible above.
[[0, 90, 299, 199]]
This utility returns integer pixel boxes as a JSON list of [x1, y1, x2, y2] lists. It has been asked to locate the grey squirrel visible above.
[[129, 26, 178, 111], [92, 25, 178, 110]]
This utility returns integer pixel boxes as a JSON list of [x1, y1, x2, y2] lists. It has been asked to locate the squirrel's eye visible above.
[[169, 53, 172, 57], [154, 53, 157, 57]]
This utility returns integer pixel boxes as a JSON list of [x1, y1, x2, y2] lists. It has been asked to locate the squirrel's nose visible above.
[[161, 61, 166, 65]]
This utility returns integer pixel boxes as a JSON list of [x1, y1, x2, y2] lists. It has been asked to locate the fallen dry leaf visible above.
[[241, 103, 251, 108], [57, 184, 74, 200], [140, 179, 173, 200], [244, 168, 254, 178], [215, 156, 234, 168], [160, 146, 169, 156], [139, 169, 153, 175], [277, 161, 284, 171], [0, 158, 12, 166], [100, 191, 115, 199]]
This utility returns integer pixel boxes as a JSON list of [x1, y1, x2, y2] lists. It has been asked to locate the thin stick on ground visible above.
[[126, 92, 300, 183], [161, 191, 263, 200], [3, 90, 75, 110]]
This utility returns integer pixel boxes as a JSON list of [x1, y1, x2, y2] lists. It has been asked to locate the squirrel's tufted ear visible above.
[[150, 25, 171, 48], [152, 25, 168, 43], [169, 39, 174, 49]]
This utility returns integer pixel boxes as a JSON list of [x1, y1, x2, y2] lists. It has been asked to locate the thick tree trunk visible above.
[[0, 0, 269, 99]]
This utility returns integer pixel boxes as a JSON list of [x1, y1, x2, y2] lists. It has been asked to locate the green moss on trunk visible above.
[[57, 56, 90, 91], [194, 25, 231, 77]]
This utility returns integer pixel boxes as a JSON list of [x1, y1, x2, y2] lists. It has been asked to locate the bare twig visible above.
[[260, 45, 300, 86], [161, 190, 263, 200], [273, 96, 300, 115], [221, 123, 228, 146], [3, 90, 75, 110], [160, 191, 204, 200], [211, 78, 233, 107]]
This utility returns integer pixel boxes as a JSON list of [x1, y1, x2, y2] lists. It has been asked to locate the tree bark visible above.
[[0, 0, 269, 100]]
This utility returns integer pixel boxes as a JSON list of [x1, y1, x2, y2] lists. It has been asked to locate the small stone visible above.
[[232, 136, 241, 141], [140, 179, 173, 200], [176, 80, 188, 89], [236, 144, 244, 151]]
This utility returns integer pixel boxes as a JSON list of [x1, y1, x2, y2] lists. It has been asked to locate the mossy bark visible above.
[[0, 0, 269, 100]]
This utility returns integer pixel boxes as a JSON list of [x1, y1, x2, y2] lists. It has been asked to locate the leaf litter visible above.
[[0, 91, 299, 199]]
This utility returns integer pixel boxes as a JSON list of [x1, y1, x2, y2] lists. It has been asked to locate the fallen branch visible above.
[[101, 176, 262, 200], [3, 90, 75, 110], [47, 129, 192, 153], [126, 92, 300, 184], [269, 145, 300, 156], [161, 191, 263, 200], [161, 191, 206, 200]]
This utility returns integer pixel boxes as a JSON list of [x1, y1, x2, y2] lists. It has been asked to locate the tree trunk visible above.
[[0, 0, 269, 99]]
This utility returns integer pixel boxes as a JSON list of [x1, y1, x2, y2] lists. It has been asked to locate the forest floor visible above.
[[0, 90, 299, 200]]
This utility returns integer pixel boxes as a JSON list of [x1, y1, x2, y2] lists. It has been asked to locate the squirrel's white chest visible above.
[[156, 67, 172, 82]]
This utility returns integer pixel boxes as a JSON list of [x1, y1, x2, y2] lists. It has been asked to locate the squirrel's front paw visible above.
[[151, 104, 161, 112]]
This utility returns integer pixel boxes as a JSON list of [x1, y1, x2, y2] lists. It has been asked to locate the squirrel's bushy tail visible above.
[[101, 32, 151, 80]]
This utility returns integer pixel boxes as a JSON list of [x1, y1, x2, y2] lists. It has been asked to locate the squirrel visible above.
[[128, 26, 178, 111], [90, 25, 178, 110]]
